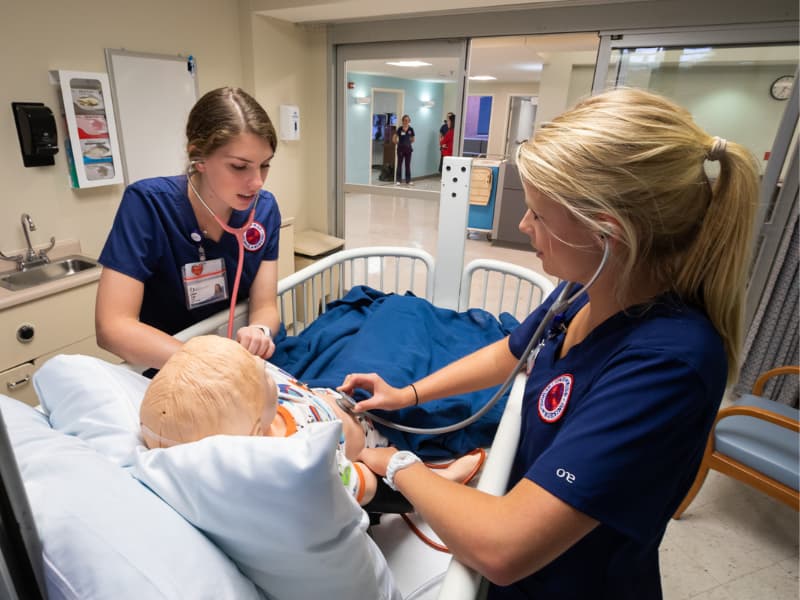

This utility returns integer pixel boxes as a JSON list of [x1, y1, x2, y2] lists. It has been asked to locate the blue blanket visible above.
[[270, 286, 519, 459]]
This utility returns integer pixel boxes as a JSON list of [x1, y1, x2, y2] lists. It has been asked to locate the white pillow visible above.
[[31, 353, 400, 600], [132, 421, 400, 600], [0, 394, 261, 600], [34, 354, 148, 467]]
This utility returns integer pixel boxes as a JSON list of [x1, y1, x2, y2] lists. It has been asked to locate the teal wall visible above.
[[346, 73, 445, 184]]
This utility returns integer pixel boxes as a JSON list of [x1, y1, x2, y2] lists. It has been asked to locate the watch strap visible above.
[[383, 450, 421, 491]]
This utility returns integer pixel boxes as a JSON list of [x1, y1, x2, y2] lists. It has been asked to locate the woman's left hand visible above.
[[236, 325, 276, 359]]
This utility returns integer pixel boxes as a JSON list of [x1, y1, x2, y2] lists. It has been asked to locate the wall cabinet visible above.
[[0, 282, 119, 406]]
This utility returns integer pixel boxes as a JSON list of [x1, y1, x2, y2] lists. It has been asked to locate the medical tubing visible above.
[[187, 174, 258, 339], [362, 239, 610, 436], [226, 238, 245, 338]]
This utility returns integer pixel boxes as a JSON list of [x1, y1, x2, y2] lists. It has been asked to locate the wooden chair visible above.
[[674, 366, 800, 519]]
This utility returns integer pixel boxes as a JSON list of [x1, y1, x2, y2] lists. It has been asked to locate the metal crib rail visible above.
[[278, 246, 435, 335], [459, 258, 555, 321]]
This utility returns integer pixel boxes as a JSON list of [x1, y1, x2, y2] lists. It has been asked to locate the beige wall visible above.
[[0, 1, 326, 262], [248, 16, 328, 233]]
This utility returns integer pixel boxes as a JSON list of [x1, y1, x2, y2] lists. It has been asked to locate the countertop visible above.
[[0, 240, 101, 311]]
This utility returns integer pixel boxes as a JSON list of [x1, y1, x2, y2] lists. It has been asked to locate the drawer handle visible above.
[[7, 375, 31, 391]]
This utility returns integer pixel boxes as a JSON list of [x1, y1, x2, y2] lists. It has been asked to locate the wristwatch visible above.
[[252, 325, 271, 339], [383, 450, 422, 491]]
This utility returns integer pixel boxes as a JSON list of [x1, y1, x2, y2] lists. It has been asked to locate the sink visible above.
[[0, 255, 100, 291]]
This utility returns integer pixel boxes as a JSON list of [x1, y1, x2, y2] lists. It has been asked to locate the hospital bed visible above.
[[0, 157, 554, 599], [173, 246, 553, 600]]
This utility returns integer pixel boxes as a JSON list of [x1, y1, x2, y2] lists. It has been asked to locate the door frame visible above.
[[334, 39, 469, 236]]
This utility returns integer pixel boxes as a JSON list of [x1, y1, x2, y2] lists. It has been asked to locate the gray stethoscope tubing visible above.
[[344, 236, 611, 435]]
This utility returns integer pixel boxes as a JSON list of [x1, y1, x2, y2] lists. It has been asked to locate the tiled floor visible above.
[[344, 189, 800, 600]]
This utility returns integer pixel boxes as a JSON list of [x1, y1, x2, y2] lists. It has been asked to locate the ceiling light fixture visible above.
[[468, 75, 497, 81], [354, 96, 371, 105], [421, 100, 435, 108], [386, 61, 432, 68]]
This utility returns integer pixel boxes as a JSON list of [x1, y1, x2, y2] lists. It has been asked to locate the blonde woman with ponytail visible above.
[[341, 88, 759, 599]]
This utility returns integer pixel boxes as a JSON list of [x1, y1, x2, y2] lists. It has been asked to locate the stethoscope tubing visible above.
[[349, 237, 611, 435], [187, 172, 259, 339]]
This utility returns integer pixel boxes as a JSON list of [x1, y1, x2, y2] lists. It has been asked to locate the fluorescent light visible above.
[[469, 75, 497, 81], [354, 96, 370, 105], [386, 61, 432, 68], [421, 100, 435, 108]]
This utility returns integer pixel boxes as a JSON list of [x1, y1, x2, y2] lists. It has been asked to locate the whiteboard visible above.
[[105, 49, 198, 185]]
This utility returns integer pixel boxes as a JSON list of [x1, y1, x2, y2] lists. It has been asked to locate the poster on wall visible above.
[[53, 70, 123, 188]]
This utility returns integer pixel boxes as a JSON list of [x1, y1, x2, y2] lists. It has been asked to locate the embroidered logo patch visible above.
[[243, 222, 266, 251], [538, 374, 573, 423]]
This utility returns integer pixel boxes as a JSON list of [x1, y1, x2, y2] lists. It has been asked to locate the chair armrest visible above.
[[752, 366, 800, 396], [716, 405, 799, 433]]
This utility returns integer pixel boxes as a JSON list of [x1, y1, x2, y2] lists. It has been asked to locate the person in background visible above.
[[439, 112, 456, 170], [392, 114, 415, 185], [340, 88, 759, 599], [96, 87, 281, 373]]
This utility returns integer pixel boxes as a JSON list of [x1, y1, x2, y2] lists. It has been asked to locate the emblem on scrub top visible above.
[[243, 222, 266, 251], [538, 374, 573, 423]]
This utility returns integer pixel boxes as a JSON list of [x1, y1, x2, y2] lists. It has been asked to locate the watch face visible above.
[[770, 75, 794, 101]]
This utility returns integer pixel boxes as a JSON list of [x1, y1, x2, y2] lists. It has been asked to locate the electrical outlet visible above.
[[434, 156, 473, 309]]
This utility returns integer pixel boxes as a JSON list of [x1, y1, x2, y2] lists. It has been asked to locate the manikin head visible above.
[[140, 335, 278, 449]]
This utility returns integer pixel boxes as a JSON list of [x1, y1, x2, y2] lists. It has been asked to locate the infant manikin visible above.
[[141, 335, 386, 504], [141, 335, 481, 506]]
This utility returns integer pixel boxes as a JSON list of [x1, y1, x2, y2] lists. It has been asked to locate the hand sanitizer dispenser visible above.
[[279, 105, 300, 141], [12, 102, 59, 167]]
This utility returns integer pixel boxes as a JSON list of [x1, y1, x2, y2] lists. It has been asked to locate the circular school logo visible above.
[[538, 374, 573, 423], [243, 222, 266, 251]]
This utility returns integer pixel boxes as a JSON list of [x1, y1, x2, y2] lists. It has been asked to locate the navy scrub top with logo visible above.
[[99, 175, 281, 335], [490, 283, 726, 600]]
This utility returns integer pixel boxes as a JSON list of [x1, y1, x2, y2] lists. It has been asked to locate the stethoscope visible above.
[[335, 236, 611, 435], [187, 164, 259, 339]]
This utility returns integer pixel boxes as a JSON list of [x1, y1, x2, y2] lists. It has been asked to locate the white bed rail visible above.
[[174, 246, 435, 341], [460, 258, 555, 322], [278, 246, 435, 335], [436, 372, 528, 600]]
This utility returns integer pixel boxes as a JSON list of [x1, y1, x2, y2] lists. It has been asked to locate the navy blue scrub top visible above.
[[99, 175, 281, 336], [490, 283, 726, 599]]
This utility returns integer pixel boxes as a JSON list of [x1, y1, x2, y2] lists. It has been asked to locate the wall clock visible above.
[[770, 75, 794, 101]]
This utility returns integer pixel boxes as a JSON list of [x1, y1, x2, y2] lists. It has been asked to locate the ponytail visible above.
[[674, 139, 759, 383]]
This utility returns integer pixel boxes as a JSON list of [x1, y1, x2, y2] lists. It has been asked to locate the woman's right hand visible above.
[[337, 372, 413, 413]]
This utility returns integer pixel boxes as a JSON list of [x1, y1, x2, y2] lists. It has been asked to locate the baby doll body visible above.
[[140, 335, 480, 507]]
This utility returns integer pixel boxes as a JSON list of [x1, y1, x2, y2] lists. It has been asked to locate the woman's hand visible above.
[[236, 325, 275, 359], [338, 372, 414, 413]]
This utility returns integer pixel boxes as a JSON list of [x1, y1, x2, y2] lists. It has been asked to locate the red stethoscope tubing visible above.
[[208, 206, 257, 339], [188, 171, 258, 339]]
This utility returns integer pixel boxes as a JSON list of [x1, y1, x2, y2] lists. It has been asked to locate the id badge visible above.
[[182, 258, 228, 309]]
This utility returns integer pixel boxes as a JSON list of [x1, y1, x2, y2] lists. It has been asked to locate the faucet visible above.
[[21, 214, 38, 263], [17, 214, 55, 270]]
